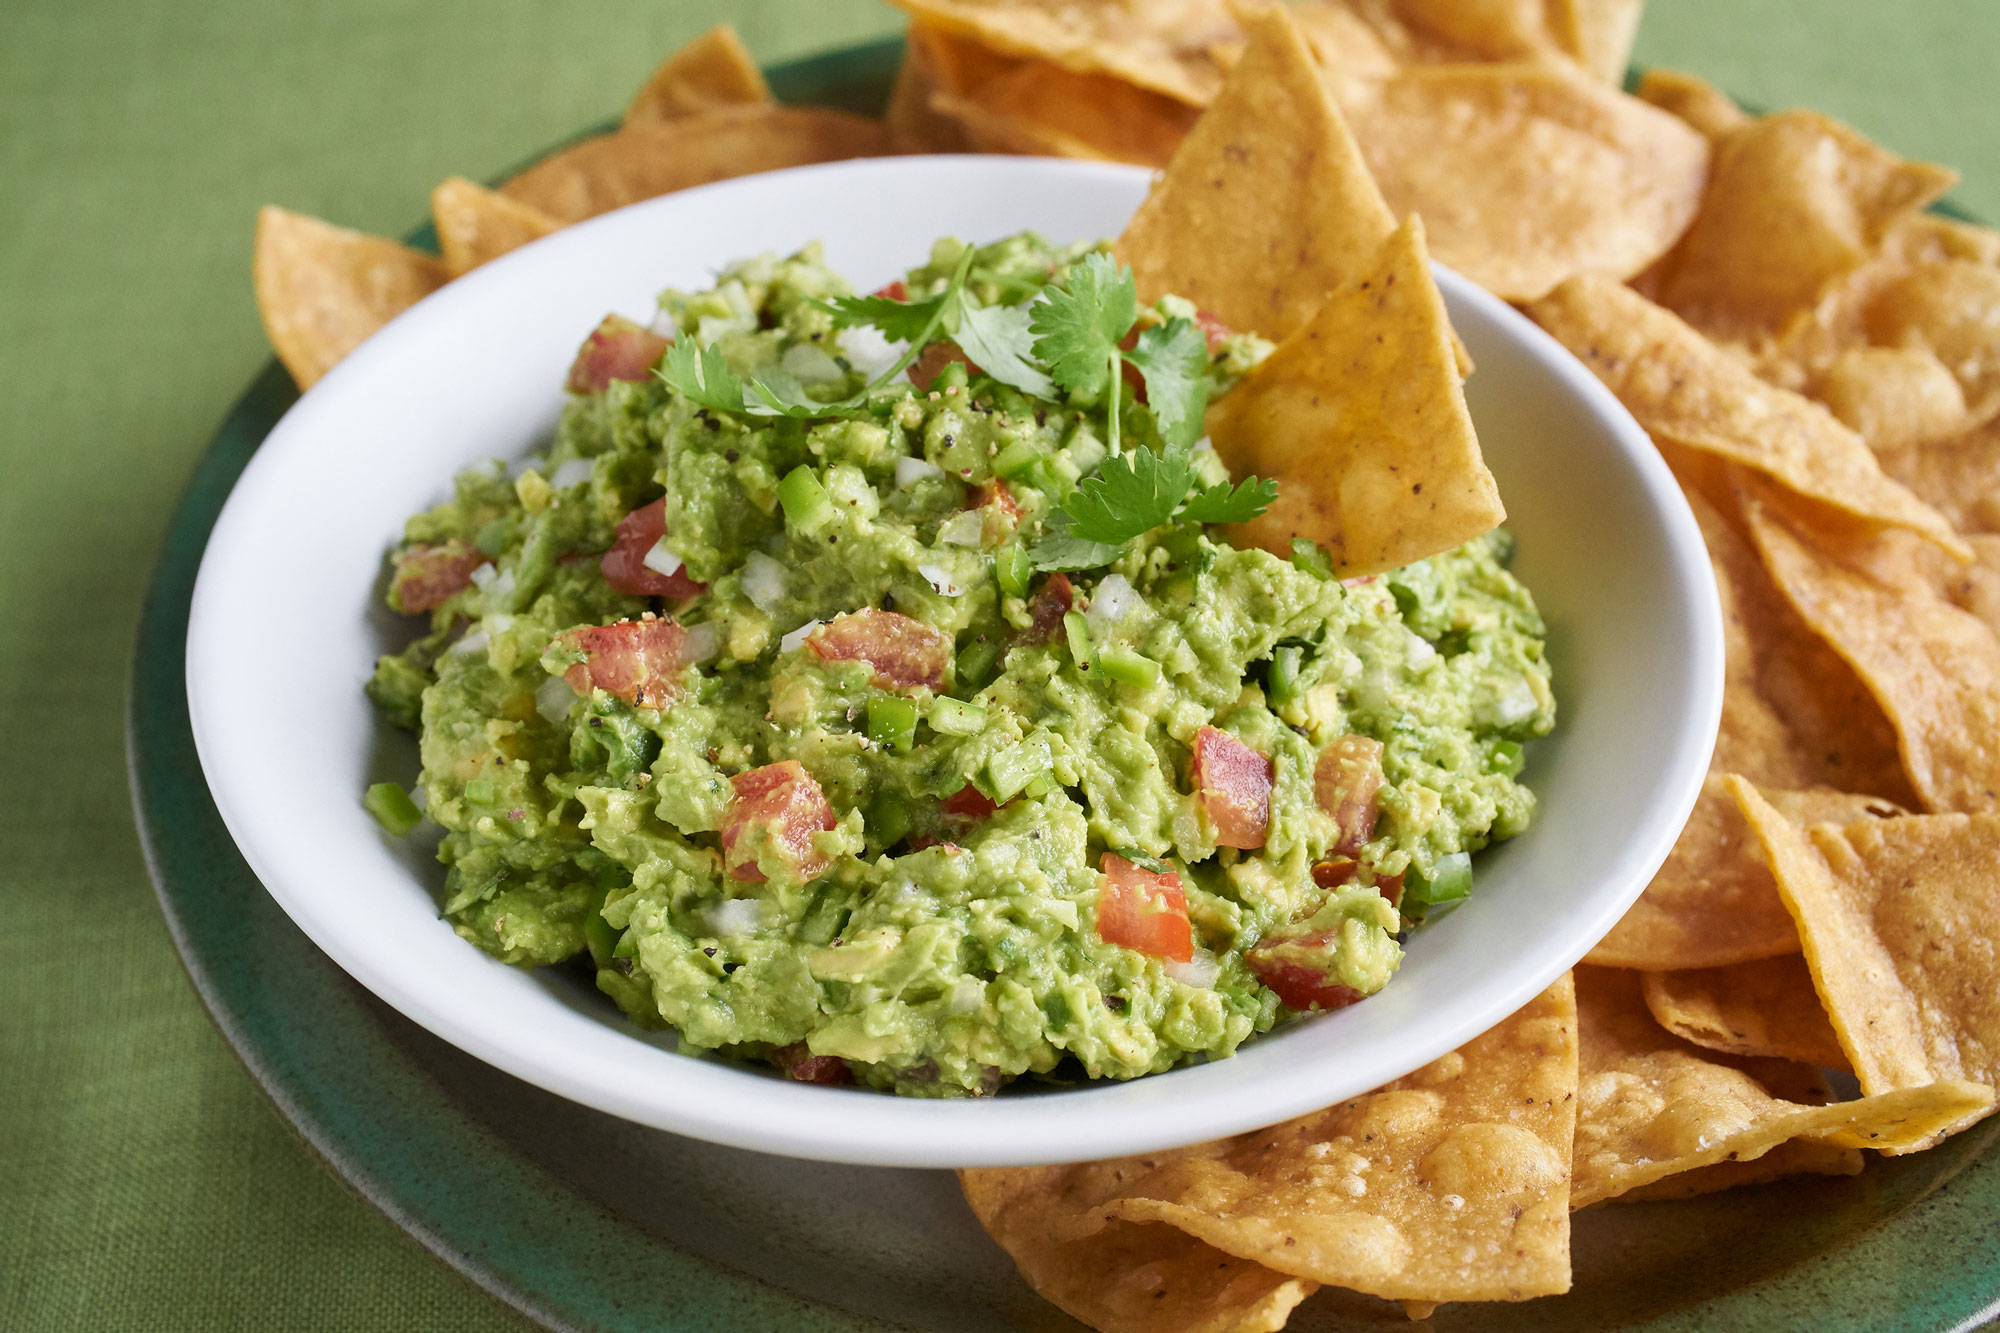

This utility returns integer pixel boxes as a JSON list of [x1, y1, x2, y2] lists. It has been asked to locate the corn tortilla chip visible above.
[[1613, 1137, 1864, 1202], [1360, 0, 1639, 82], [1332, 63, 1708, 301], [1207, 217, 1501, 576], [501, 107, 890, 225], [885, 26, 987, 153], [1527, 275, 1967, 554], [1938, 534, 2000, 639], [883, 0, 1240, 105], [252, 206, 448, 390], [1641, 955, 1850, 1071], [957, 1174, 1316, 1333], [1115, 6, 1394, 341], [1865, 259, 2000, 426], [1878, 418, 2000, 536], [934, 60, 1199, 167], [1730, 777, 2000, 1125], [1814, 346, 1970, 450], [429, 177, 561, 277], [623, 24, 772, 124], [965, 975, 1578, 1305], [1657, 111, 1957, 345], [1555, 0, 1644, 85], [1744, 492, 2000, 812], [1574, 966, 1992, 1199], [1635, 68, 1751, 143]]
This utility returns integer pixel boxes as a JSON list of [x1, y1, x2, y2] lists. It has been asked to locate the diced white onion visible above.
[[1164, 948, 1221, 989], [1494, 679, 1538, 726], [551, 457, 594, 489], [1084, 573, 1141, 632], [895, 455, 944, 488], [469, 563, 498, 591], [682, 621, 723, 664], [489, 567, 516, 602], [534, 674, 576, 724], [938, 510, 985, 548], [780, 342, 846, 384], [449, 630, 489, 657], [741, 552, 789, 612], [410, 785, 428, 811], [718, 279, 755, 321], [917, 563, 963, 597], [483, 613, 515, 633], [1190, 437, 1216, 459], [707, 897, 771, 937], [1403, 628, 1437, 672], [779, 619, 824, 654], [839, 325, 906, 381], [642, 538, 683, 578], [947, 977, 986, 1015], [648, 308, 679, 337], [696, 314, 754, 345], [508, 453, 546, 479]]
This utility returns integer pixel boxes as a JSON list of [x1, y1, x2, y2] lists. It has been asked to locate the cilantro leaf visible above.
[[1180, 475, 1279, 524], [954, 301, 1056, 398], [815, 289, 950, 344], [1026, 514, 1125, 572], [1063, 445, 1191, 546], [1125, 317, 1210, 448], [659, 339, 751, 414], [1029, 251, 1137, 402]]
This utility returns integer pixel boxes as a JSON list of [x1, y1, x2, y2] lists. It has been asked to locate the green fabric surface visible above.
[[1, 2, 1994, 1328]]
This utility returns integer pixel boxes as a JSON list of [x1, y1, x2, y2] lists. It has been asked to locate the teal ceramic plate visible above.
[[130, 37, 2000, 1333]]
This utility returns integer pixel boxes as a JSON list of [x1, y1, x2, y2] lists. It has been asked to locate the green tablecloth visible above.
[[3, 2, 1996, 1327]]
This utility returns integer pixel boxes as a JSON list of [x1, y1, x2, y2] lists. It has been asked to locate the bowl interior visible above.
[[186, 155, 1719, 1167]]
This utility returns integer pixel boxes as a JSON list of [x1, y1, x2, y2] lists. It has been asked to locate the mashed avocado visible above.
[[367, 234, 1555, 1097]]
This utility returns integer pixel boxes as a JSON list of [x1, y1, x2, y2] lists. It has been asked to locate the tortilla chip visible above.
[[1864, 259, 2000, 425], [1937, 534, 2000, 639], [957, 1174, 1316, 1333], [623, 24, 772, 124], [252, 206, 448, 390], [1331, 63, 1708, 301], [1115, 5, 1394, 340], [1895, 212, 2000, 269], [1642, 955, 1850, 1070], [1554, 0, 1644, 84], [965, 975, 1578, 1305], [883, 0, 1240, 105], [1574, 966, 1993, 1198], [1613, 1137, 1864, 1202], [429, 177, 561, 277], [1743, 492, 2000, 812], [1207, 217, 1501, 576], [1877, 418, 2000, 536], [1657, 111, 1958, 345], [1635, 68, 1751, 143], [1527, 275, 1967, 553], [501, 107, 890, 224], [1279, 1, 1401, 93], [885, 25, 988, 153], [1814, 345, 1971, 450], [933, 59, 1200, 167]]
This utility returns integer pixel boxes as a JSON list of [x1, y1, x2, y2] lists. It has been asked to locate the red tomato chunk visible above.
[[1022, 572, 1074, 644], [1315, 734, 1385, 857], [1094, 852, 1194, 963], [599, 498, 707, 600], [390, 542, 486, 613], [1193, 309, 1232, 354], [558, 617, 687, 709], [909, 341, 981, 391], [566, 314, 670, 395], [807, 608, 953, 692], [721, 760, 838, 884], [1191, 726, 1272, 849], [770, 1041, 852, 1086], [941, 784, 999, 820], [1246, 933, 1365, 1012], [1312, 857, 1405, 909]]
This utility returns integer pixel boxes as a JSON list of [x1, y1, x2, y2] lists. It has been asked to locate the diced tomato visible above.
[[1191, 726, 1272, 849], [558, 616, 688, 709], [1193, 309, 1231, 354], [1310, 857, 1404, 908], [941, 785, 999, 820], [1022, 572, 1074, 644], [566, 314, 670, 395], [1315, 735, 1385, 856], [769, 1041, 853, 1086], [1246, 933, 1366, 1012], [972, 479, 1022, 521], [806, 608, 952, 691], [720, 760, 838, 883], [909, 341, 981, 391], [599, 498, 707, 600], [870, 280, 908, 302], [1094, 852, 1194, 962], [389, 542, 486, 613]]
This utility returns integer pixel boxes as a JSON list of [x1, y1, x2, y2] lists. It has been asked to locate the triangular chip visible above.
[[882, 0, 1240, 105], [1528, 275, 1968, 554], [1879, 418, 2000, 535], [252, 206, 448, 390], [624, 24, 772, 124], [1658, 110, 1958, 344], [1115, 5, 1394, 340], [1730, 777, 2000, 1122], [1554, 0, 1645, 84], [501, 108, 890, 224], [1635, 67, 1751, 143], [1334, 63, 1709, 301], [1743, 492, 2000, 812], [1641, 955, 1850, 1071], [885, 25, 986, 153], [932, 59, 1199, 167], [1207, 216, 1502, 576], [957, 1177, 1315, 1333], [1574, 966, 1992, 1199], [1814, 345, 1970, 450], [965, 976, 1578, 1305], [429, 177, 561, 276], [1613, 1137, 1864, 1202]]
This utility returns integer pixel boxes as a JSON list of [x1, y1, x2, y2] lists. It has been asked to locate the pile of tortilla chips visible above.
[[253, 7, 2000, 1327]]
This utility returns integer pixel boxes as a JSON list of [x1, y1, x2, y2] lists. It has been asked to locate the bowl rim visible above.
[[186, 154, 1722, 1167]]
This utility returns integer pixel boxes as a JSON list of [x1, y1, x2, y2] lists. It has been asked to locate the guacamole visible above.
[[366, 234, 1555, 1097]]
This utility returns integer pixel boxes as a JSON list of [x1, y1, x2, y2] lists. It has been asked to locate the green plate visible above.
[[129, 37, 2000, 1333]]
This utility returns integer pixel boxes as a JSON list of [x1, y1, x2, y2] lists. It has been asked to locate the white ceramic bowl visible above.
[[188, 156, 1720, 1168]]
